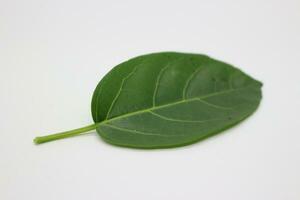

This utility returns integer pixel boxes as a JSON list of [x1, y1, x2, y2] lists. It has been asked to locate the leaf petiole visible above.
[[34, 124, 98, 144]]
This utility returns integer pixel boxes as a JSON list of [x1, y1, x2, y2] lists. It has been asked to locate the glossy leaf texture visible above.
[[91, 52, 262, 148]]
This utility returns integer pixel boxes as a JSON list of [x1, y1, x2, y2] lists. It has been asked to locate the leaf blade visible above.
[[92, 52, 262, 148]]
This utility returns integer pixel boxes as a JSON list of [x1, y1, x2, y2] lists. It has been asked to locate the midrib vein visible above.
[[101, 124, 182, 137], [98, 85, 255, 126]]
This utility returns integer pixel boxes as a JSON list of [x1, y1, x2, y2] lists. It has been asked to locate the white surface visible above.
[[1, 0, 299, 199]]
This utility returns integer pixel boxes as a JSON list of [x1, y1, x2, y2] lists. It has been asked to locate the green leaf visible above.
[[34, 52, 262, 148], [91, 52, 262, 148]]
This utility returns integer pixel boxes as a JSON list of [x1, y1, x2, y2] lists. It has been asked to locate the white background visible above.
[[1, 0, 299, 199]]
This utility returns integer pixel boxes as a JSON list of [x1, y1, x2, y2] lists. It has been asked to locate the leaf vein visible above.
[[182, 67, 202, 99], [152, 62, 170, 106], [105, 64, 139, 119], [196, 99, 233, 110], [102, 124, 183, 137], [100, 84, 257, 125], [149, 111, 225, 123]]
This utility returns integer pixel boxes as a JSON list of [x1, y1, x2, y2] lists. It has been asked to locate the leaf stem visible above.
[[34, 124, 98, 144]]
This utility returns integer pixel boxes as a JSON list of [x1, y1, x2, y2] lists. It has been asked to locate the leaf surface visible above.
[[91, 52, 262, 148]]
